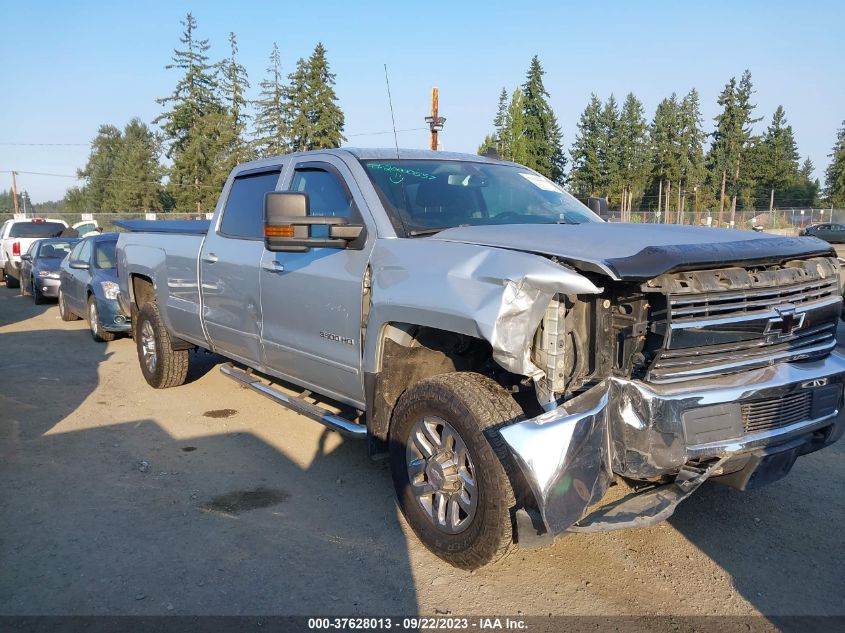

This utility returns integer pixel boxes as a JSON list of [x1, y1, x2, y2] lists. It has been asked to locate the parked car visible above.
[[799, 223, 845, 243], [116, 148, 844, 569], [58, 233, 130, 342], [18, 238, 79, 303], [0, 218, 69, 288]]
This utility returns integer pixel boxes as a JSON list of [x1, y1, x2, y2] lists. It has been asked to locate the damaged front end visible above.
[[500, 256, 845, 540]]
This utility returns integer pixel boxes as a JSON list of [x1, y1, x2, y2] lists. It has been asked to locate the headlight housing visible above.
[[38, 270, 60, 279], [100, 281, 120, 300]]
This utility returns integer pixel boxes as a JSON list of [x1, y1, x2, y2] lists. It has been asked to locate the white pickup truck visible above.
[[115, 149, 845, 569], [1, 218, 99, 288]]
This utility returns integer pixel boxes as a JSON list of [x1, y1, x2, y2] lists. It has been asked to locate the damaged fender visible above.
[[499, 383, 613, 534], [364, 239, 601, 377]]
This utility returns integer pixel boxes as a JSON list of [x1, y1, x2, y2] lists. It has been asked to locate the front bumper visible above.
[[500, 353, 845, 536], [98, 297, 132, 332], [36, 278, 61, 297]]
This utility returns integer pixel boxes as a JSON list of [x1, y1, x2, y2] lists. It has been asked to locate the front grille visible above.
[[741, 392, 812, 433], [644, 257, 841, 383], [669, 277, 840, 322], [649, 322, 838, 382]]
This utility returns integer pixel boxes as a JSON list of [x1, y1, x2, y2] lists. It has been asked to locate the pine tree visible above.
[[706, 73, 761, 223], [111, 118, 164, 211], [286, 43, 345, 152], [706, 79, 734, 223], [76, 124, 123, 211], [477, 134, 497, 156], [253, 43, 288, 158], [568, 94, 604, 198], [305, 43, 346, 150], [218, 32, 251, 165], [616, 93, 650, 215], [501, 89, 529, 165], [597, 94, 619, 198], [650, 94, 683, 218], [493, 87, 508, 155], [520, 56, 565, 183], [678, 89, 706, 221], [155, 13, 226, 211], [757, 106, 799, 211], [825, 121, 845, 207]]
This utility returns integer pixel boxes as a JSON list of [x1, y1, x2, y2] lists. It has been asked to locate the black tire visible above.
[[31, 278, 45, 305], [5, 267, 19, 289], [88, 296, 116, 342], [389, 372, 524, 570], [58, 288, 79, 321], [135, 302, 189, 389]]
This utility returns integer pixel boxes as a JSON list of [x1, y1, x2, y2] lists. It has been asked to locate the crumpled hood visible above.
[[430, 223, 835, 280]]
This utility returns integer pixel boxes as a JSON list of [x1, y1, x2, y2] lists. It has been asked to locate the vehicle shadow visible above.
[[0, 327, 111, 439], [0, 416, 418, 616], [0, 285, 53, 328], [668, 438, 845, 622]]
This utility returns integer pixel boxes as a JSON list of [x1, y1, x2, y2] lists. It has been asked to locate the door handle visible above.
[[261, 261, 284, 273], [202, 253, 218, 264]]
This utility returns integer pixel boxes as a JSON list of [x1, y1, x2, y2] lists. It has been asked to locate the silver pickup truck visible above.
[[116, 148, 845, 569]]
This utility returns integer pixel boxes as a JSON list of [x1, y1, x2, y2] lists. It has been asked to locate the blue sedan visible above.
[[58, 233, 131, 342], [19, 238, 79, 303]]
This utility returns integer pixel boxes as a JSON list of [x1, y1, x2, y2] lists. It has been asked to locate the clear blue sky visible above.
[[2, 0, 843, 203]]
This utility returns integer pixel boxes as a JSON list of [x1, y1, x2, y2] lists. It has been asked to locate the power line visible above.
[[0, 127, 429, 146]]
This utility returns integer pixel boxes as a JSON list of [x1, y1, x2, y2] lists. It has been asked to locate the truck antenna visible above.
[[383, 64, 400, 160]]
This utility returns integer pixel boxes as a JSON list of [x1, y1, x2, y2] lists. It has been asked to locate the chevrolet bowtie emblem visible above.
[[765, 304, 806, 338]]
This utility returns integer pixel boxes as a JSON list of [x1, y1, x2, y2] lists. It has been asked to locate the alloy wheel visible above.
[[406, 416, 478, 534]]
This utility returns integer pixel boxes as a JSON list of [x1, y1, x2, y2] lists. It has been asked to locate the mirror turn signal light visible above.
[[265, 225, 295, 238]]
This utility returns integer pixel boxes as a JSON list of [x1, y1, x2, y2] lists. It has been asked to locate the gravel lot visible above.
[[1, 284, 844, 618]]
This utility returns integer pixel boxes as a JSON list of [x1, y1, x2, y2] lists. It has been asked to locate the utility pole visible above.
[[425, 87, 446, 150], [11, 171, 21, 216]]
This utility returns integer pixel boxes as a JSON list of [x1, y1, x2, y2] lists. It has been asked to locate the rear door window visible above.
[[219, 170, 281, 239]]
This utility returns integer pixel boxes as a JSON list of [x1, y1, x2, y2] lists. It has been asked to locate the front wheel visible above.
[[58, 288, 79, 321], [135, 302, 189, 389], [389, 372, 525, 570], [88, 296, 115, 342], [31, 278, 45, 305]]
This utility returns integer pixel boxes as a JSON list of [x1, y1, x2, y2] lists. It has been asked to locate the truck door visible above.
[[259, 157, 373, 408], [200, 167, 282, 366]]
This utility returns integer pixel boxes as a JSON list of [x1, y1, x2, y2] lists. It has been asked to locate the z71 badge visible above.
[[320, 331, 355, 346]]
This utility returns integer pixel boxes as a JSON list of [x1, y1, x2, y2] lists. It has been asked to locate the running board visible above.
[[220, 363, 367, 439]]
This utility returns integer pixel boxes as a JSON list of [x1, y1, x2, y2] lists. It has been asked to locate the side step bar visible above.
[[220, 363, 367, 439]]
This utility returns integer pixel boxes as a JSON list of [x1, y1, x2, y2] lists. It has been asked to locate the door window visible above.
[[219, 170, 281, 239], [76, 239, 92, 264], [290, 168, 356, 219]]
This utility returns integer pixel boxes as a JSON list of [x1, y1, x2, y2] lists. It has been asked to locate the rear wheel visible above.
[[88, 296, 115, 342], [5, 266, 19, 289], [389, 372, 524, 570], [135, 302, 189, 389], [58, 288, 79, 321]]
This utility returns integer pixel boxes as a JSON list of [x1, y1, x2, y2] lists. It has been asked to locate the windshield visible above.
[[94, 240, 116, 269], [361, 159, 600, 235], [36, 240, 76, 259], [9, 222, 66, 238]]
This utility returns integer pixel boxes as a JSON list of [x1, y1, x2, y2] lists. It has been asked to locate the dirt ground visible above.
[[1, 284, 844, 618]]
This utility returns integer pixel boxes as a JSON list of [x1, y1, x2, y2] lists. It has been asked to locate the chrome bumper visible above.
[[500, 353, 845, 535]]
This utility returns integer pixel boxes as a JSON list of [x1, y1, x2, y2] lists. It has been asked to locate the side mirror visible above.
[[69, 260, 90, 270], [20, 254, 32, 262], [264, 191, 364, 252]]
